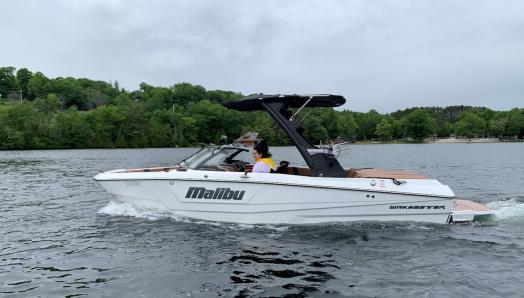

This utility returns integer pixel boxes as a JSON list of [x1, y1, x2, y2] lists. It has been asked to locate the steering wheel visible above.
[[232, 161, 246, 172]]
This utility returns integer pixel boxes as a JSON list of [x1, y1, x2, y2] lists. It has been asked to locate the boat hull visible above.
[[95, 170, 455, 224]]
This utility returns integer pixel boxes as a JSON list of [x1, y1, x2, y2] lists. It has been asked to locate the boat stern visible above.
[[450, 199, 495, 223]]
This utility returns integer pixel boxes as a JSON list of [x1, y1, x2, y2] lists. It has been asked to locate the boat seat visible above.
[[272, 161, 290, 174], [217, 165, 236, 172], [347, 168, 427, 179], [285, 166, 311, 176]]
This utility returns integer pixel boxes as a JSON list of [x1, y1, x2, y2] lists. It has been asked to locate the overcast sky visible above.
[[1, 0, 523, 112]]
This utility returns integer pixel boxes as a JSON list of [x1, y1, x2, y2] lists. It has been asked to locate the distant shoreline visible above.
[[3, 140, 524, 151], [354, 138, 523, 145], [425, 137, 500, 144]]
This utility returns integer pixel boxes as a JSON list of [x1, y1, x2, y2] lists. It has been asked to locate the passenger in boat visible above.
[[252, 140, 276, 173]]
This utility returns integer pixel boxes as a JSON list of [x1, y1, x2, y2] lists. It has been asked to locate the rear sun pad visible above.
[[350, 168, 427, 179]]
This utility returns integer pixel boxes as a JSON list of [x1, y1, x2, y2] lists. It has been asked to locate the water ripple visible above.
[[1, 146, 523, 297]]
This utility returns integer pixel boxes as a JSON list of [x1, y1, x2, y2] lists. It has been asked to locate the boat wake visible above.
[[487, 196, 524, 222], [97, 201, 176, 221], [98, 195, 524, 229]]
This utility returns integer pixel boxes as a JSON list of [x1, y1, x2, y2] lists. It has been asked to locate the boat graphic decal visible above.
[[390, 205, 446, 210], [185, 187, 245, 200]]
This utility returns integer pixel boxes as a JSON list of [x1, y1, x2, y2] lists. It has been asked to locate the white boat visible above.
[[94, 94, 493, 224]]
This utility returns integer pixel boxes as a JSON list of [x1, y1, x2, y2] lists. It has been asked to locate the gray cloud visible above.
[[1, 0, 523, 112]]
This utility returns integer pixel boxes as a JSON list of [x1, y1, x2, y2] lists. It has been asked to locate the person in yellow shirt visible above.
[[252, 140, 276, 173]]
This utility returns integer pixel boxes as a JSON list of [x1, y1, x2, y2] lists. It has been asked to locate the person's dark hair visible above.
[[254, 139, 271, 158]]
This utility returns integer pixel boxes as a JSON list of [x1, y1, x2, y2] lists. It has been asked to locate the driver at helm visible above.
[[252, 140, 276, 173]]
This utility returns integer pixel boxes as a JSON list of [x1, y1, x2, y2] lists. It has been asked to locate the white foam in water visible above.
[[487, 198, 524, 222], [98, 201, 176, 221]]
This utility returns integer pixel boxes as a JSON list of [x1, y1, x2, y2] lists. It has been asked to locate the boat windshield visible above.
[[180, 147, 252, 169], [177, 147, 213, 168]]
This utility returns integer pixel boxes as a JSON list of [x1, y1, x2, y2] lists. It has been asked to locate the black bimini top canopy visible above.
[[222, 94, 346, 111]]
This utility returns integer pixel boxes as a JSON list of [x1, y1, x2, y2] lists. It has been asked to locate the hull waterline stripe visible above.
[[168, 209, 451, 217], [165, 208, 451, 216]]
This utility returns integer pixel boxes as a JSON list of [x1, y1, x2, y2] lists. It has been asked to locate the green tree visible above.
[[16, 68, 33, 100], [86, 105, 126, 147], [390, 119, 404, 139], [2, 102, 41, 149], [403, 109, 436, 140], [46, 77, 87, 110], [375, 118, 393, 140], [245, 113, 277, 145], [488, 117, 508, 138], [454, 112, 487, 138], [147, 110, 172, 147], [302, 116, 329, 144], [112, 93, 133, 107], [0, 67, 16, 99], [170, 113, 197, 146], [207, 90, 243, 104], [0, 105, 8, 148], [34, 93, 62, 114], [507, 108, 524, 138], [27, 72, 50, 99], [311, 108, 338, 140], [356, 109, 382, 140], [49, 107, 90, 148], [146, 87, 173, 111], [335, 112, 358, 141], [121, 101, 149, 147], [173, 83, 207, 105], [188, 100, 226, 143], [437, 121, 453, 137]]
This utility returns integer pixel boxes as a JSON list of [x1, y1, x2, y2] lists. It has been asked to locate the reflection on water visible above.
[[0, 144, 523, 297]]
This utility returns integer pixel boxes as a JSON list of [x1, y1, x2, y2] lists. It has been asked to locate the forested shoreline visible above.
[[1, 66, 523, 150]]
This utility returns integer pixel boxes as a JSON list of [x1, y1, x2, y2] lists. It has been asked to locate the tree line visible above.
[[0, 66, 523, 150]]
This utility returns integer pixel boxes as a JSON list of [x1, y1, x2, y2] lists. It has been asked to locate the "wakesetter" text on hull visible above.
[[389, 205, 446, 210]]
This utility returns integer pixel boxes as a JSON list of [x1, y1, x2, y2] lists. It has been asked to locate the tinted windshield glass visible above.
[[232, 150, 252, 163], [200, 149, 230, 167], [178, 148, 213, 168]]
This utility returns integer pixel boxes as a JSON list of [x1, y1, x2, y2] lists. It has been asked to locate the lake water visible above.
[[1, 144, 523, 297]]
